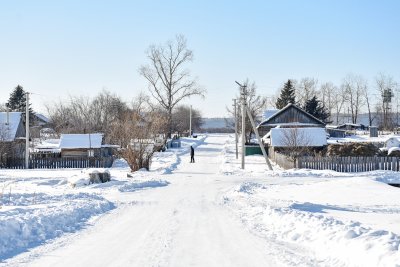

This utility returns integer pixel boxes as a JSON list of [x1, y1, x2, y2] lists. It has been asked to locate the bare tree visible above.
[[329, 85, 346, 125], [226, 79, 267, 142], [296, 77, 318, 107], [363, 82, 375, 126], [46, 90, 127, 140], [171, 105, 203, 134], [280, 128, 311, 160], [319, 82, 336, 122], [0, 103, 7, 112], [139, 35, 205, 137], [341, 74, 366, 124], [109, 104, 167, 172]]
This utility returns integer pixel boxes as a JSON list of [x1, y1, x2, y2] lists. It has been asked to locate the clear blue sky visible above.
[[0, 0, 399, 117]]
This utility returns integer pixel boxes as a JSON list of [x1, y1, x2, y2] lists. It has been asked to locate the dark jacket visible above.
[[190, 146, 194, 156]]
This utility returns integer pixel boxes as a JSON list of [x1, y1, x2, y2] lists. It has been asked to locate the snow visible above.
[[59, 133, 103, 149], [262, 109, 279, 121], [0, 112, 22, 141], [1, 134, 400, 266], [269, 127, 327, 147], [388, 147, 400, 155], [33, 138, 60, 153]]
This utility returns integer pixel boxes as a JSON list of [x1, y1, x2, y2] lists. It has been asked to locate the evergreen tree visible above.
[[276, 80, 296, 109], [6, 85, 35, 122], [303, 96, 330, 123]]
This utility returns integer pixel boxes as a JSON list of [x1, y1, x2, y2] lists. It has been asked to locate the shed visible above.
[[59, 133, 104, 157]]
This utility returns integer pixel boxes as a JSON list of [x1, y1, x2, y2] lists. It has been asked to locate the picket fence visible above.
[[0, 156, 115, 169], [297, 156, 400, 172]]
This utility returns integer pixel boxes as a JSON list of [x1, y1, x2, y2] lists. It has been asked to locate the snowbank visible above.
[[0, 193, 114, 260], [223, 179, 400, 266]]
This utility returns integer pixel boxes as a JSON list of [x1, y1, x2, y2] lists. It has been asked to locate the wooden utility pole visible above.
[[245, 106, 273, 170], [236, 81, 246, 169], [233, 99, 238, 159], [25, 92, 30, 169]]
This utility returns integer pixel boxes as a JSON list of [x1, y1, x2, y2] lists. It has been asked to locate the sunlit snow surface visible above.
[[1, 134, 400, 266]]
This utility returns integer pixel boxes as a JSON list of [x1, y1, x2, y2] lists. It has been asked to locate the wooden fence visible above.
[[267, 147, 296, 170], [0, 156, 115, 169], [267, 146, 400, 172], [297, 156, 400, 172]]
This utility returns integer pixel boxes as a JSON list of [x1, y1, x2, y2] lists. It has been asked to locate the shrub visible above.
[[327, 143, 379, 157]]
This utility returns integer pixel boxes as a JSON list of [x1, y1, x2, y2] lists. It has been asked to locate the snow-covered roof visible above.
[[35, 113, 50, 123], [388, 147, 400, 155], [265, 122, 323, 127], [59, 133, 103, 149], [0, 112, 23, 141], [384, 136, 400, 142], [262, 109, 279, 121], [270, 128, 327, 147], [258, 103, 326, 128]]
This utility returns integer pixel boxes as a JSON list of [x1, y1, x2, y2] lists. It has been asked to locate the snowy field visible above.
[[1, 134, 400, 266]]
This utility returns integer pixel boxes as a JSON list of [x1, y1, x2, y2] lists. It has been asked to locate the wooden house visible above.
[[59, 133, 116, 158], [0, 112, 26, 158], [257, 103, 326, 137]]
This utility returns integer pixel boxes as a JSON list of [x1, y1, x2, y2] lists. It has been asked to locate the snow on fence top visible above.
[[59, 133, 103, 149], [0, 112, 22, 141], [270, 127, 327, 147]]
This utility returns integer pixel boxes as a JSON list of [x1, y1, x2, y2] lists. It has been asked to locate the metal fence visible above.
[[0, 155, 115, 169]]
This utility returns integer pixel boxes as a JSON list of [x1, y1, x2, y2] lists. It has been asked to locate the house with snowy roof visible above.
[[258, 104, 327, 149], [0, 112, 26, 157], [59, 133, 117, 158], [258, 104, 325, 133]]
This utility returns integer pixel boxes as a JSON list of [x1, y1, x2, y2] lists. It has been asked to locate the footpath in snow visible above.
[[1, 134, 400, 266]]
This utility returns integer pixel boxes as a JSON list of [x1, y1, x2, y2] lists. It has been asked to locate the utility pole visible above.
[[25, 92, 30, 169], [189, 105, 192, 137], [236, 81, 246, 169], [233, 99, 238, 159], [245, 106, 273, 170]]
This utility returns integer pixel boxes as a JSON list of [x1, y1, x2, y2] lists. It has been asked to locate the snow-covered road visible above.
[[5, 135, 316, 267], [3, 134, 400, 266]]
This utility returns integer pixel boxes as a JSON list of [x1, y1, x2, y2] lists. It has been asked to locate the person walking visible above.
[[190, 145, 195, 163]]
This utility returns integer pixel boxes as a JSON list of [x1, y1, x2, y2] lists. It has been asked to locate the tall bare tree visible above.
[[319, 82, 336, 122], [296, 77, 318, 107], [332, 85, 347, 125], [171, 105, 203, 134], [341, 74, 366, 124], [139, 35, 205, 137], [363, 82, 375, 126]]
